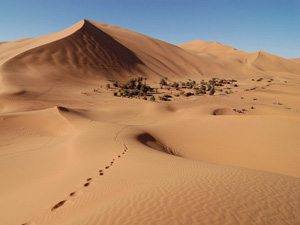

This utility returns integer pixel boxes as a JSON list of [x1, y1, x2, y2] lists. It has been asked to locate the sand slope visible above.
[[0, 20, 300, 225], [178, 40, 300, 77], [290, 57, 300, 63]]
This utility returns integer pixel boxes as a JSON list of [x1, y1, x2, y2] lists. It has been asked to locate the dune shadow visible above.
[[137, 133, 180, 156]]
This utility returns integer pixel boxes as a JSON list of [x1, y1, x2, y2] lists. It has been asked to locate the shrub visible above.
[[185, 92, 193, 97], [143, 96, 147, 100], [159, 96, 169, 101], [173, 82, 179, 90], [106, 83, 111, 89], [123, 90, 129, 96], [141, 84, 150, 95], [128, 91, 134, 98], [160, 78, 167, 89], [113, 92, 118, 96], [113, 81, 118, 87], [209, 86, 215, 95], [150, 95, 156, 101], [201, 85, 206, 91]]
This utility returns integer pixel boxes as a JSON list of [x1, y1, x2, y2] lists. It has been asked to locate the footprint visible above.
[[99, 169, 103, 172], [87, 178, 92, 181], [70, 192, 76, 197], [99, 172, 104, 176], [105, 166, 109, 169], [51, 200, 66, 211], [84, 182, 90, 187]]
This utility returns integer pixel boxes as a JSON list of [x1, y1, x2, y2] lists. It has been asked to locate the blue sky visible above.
[[0, 0, 299, 58]]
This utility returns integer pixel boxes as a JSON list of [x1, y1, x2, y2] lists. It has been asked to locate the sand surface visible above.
[[1, 20, 300, 225]]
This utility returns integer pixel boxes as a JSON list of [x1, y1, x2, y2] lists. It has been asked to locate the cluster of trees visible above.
[[106, 76, 237, 101], [158, 77, 238, 97], [108, 77, 156, 101]]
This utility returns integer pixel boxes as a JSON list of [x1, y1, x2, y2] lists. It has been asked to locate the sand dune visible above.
[[290, 57, 300, 63], [178, 40, 300, 76], [1, 20, 300, 225]]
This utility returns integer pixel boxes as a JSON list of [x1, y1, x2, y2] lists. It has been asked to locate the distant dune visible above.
[[1, 20, 300, 225], [290, 57, 300, 63], [178, 40, 300, 76]]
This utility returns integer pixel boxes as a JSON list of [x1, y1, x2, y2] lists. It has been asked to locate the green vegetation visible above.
[[159, 78, 167, 89], [209, 86, 215, 95], [101, 76, 238, 101]]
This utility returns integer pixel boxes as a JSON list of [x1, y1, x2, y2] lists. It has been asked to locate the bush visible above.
[[143, 96, 147, 100], [209, 86, 215, 95], [113, 92, 118, 96], [113, 81, 118, 87], [128, 91, 134, 98], [150, 95, 156, 101], [160, 78, 167, 89], [106, 83, 111, 89], [173, 82, 179, 89], [185, 92, 193, 97], [123, 90, 129, 96], [159, 96, 169, 101]]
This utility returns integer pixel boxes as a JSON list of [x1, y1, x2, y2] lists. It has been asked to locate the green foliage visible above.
[[185, 92, 193, 97], [160, 78, 167, 89], [123, 89, 129, 96], [159, 96, 169, 101], [141, 84, 150, 95], [207, 84, 211, 91], [127, 78, 137, 89], [128, 91, 134, 98], [173, 82, 179, 89], [209, 86, 215, 95], [113, 81, 118, 87], [150, 95, 156, 101]]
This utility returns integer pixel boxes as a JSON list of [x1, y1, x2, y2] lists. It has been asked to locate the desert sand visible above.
[[0, 20, 300, 225]]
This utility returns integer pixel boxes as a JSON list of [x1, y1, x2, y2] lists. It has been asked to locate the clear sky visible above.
[[0, 0, 299, 58]]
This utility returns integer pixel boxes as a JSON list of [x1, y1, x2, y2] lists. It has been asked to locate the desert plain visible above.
[[0, 20, 300, 225]]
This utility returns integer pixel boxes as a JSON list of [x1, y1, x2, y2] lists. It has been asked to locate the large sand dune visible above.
[[0, 20, 300, 225]]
